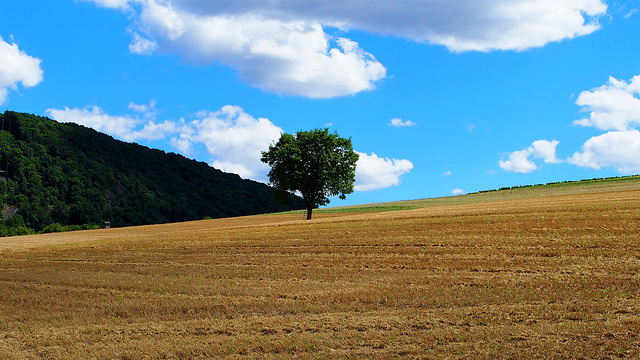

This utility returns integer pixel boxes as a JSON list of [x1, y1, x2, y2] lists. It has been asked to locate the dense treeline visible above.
[[0, 111, 304, 236]]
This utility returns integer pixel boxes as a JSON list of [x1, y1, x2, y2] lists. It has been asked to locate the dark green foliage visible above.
[[0, 111, 304, 236], [261, 128, 358, 220]]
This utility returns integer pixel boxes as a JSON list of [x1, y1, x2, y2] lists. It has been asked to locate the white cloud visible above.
[[47, 102, 416, 189], [568, 130, 640, 174], [437, 0, 607, 52], [499, 149, 538, 173], [574, 76, 640, 131], [443, 171, 452, 176], [128, 99, 158, 118], [451, 188, 465, 195], [46, 103, 171, 142], [499, 140, 560, 173], [354, 152, 413, 191], [128, 31, 158, 55], [175, 106, 283, 180], [169, 0, 606, 52], [0, 36, 43, 105], [502, 75, 640, 175], [47, 103, 283, 180], [88, 0, 385, 98], [79, 0, 130, 10], [389, 118, 416, 127], [82, 0, 606, 97], [624, 9, 638, 19], [530, 139, 562, 164], [565, 75, 640, 174]]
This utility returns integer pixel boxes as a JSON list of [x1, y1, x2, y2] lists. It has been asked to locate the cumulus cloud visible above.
[[451, 188, 465, 195], [499, 140, 561, 173], [565, 75, 640, 173], [47, 103, 282, 180], [128, 99, 158, 117], [46, 102, 174, 142], [85, 0, 385, 98], [168, 0, 607, 52], [502, 74, 640, 175], [574, 76, 640, 131], [499, 149, 538, 173], [568, 130, 640, 174], [429, 0, 606, 52], [389, 118, 416, 127], [0, 36, 43, 105], [79, 0, 131, 10], [354, 152, 413, 191], [82, 0, 606, 97], [128, 31, 158, 55], [174, 106, 284, 180], [531, 139, 562, 164], [47, 102, 414, 188]]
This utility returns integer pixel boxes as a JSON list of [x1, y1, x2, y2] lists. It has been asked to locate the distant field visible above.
[[1, 178, 640, 358], [276, 175, 640, 216], [326, 175, 640, 211]]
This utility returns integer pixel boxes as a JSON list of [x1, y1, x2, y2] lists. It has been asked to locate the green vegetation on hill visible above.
[[0, 111, 304, 236]]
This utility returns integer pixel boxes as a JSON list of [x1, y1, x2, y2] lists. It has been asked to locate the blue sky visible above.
[[1, 0, 640, 207]]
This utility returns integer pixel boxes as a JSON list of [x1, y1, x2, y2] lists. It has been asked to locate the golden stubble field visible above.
[[1, 182, 640, 359]]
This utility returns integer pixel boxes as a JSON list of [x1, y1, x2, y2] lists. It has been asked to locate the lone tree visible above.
[[261, 128, 359, 220]]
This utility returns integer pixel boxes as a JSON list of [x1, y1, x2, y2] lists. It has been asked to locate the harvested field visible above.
[[1, 182, 640, 359]]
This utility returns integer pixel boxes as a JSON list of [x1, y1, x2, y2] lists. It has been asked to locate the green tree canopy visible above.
[[0, 111, 304, 236], [261, 128, 359, 219]]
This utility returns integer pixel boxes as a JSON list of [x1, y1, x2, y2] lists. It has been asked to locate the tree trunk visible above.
[[306, 206, 313, 220]]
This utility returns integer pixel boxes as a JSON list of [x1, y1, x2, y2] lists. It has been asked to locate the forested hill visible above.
[[0, 111, 304, 236]]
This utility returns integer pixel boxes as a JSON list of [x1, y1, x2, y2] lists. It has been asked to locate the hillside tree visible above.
[[261, 128, 359, 220], [0, 111, 304, 236]]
